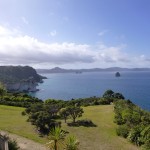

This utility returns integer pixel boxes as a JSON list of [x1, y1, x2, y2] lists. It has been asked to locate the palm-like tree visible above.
[[65, 135, 79, 150], [46, 127, 66, 150]]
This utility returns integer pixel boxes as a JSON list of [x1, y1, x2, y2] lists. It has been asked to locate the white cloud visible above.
[[97, 45, 129, 62], [0, 25, 150, 68], [0, 26, 94, 66], [21, 17, 29, 25], [98, 30, 108, 36], [0, 26, 21, 37], [50, 30, 57, 36]]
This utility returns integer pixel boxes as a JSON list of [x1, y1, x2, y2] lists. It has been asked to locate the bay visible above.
[[30, 71, 150, 111]]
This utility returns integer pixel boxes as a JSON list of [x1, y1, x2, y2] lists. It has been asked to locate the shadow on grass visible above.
[[67, 119, 97, 127]]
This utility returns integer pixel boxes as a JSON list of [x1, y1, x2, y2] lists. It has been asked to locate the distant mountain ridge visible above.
[[36, 67, 150, 74]]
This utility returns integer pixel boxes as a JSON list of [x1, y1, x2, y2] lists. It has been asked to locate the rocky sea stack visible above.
[[115, 72, 121, 77]]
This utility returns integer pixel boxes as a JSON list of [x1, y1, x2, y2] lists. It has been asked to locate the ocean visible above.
[[30, 71, 150, 111]]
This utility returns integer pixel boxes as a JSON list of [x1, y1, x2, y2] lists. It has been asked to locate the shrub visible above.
[[141, 140, 150, 150], [67, 119, 96, 127], [127, 126, 144, 146], [0, 134, 19, 150], [8, 139, 20, 150], [116, 125, 130, 138]]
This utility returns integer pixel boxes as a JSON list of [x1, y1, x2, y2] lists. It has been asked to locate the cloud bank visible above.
[[0, 25, 149, 68]]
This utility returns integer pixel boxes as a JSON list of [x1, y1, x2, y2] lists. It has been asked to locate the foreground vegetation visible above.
[[0, 105, 139, 150], [114, 100, 150, 150], [0, 85, 149, 149]]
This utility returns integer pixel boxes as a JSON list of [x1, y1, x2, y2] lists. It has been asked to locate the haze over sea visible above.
[[31, 71, 150, 111]]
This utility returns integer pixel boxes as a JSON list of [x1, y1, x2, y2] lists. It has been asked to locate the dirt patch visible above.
[[0, 131, 48, 150]]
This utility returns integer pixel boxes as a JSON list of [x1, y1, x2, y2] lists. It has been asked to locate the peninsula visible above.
[[0, 66, 45, 92]]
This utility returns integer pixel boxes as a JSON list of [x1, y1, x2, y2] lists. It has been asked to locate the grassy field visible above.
[[0, 105, 47, 143], [62, 105, 139, 150], [0, 104, 139, 150]]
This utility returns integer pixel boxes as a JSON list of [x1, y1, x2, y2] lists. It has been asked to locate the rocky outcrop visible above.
[[0, 66, 46, 92], [5, 77, 39, 92]]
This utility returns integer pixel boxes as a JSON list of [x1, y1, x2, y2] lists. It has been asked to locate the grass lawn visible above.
[[0, 104, 139, 150], [62, 105, 139, 150], [0, 105, 47, 143]]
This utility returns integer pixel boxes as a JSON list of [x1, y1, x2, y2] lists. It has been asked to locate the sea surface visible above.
[[30, 71, 150, 111]]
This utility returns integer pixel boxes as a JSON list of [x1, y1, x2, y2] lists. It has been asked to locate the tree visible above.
[[113, 92, 125, 99], [102, 90, 114, 98], [66, 135, 79, 150], [0, 82, 6, 100], [59, 108, 69, 123], [26, 103, 60, 134], [29, 111, 56, 133], [47, 127, 66, 150], [66, 106, 84, 123]]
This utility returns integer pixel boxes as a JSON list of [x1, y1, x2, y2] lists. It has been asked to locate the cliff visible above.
[[0, 66, 45, 92]]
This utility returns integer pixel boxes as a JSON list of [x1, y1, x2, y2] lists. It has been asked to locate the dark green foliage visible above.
[[102, 90, 125, 104], [141, 139, 150, 150], [140, 126, 150, 144], [67, 96, 100, 107], [0, 66, 44, 83], [116, 125, 129, 138], [127, 125, 144, 146], [113, 92, 125, 99], [67, 119, 96, 127], [8, 139, 20, 150], [59, 108, 70, 123], [99, 97, 113, 105], [114, 99, 150, 148], [102, 90, 114, 98], [29, 111, 59, 134], [0, 92, 43, 107], [45, 99, 66, 108], [66, 106, 84, 123], [25, 103, 61, 134], [0, 82, 6, 100]]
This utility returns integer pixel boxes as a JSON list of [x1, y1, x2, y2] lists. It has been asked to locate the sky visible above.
[[0, 0, 150, 69]]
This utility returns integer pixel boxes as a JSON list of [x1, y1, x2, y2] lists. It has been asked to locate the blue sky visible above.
[[0, 0, 150, 69]]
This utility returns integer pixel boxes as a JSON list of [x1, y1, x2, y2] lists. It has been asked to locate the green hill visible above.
[[0, 66, 44, 83]]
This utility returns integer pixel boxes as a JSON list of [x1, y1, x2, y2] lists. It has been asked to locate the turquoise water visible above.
[[30, 72, 150, 111]]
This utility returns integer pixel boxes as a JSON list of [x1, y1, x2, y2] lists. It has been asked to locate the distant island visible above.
[[36, 66, 150, 74], [115, 72, 121, 77], [0, 66, 46, 92]]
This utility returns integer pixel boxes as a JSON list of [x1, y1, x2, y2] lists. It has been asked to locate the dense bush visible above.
[[116, 125, 130, 138], [141, 140, 150, 150], [114, 99, 150, 149], [0, 92, 43, 107], [68, 119, 96, 127], [25, 103, 61, 134]]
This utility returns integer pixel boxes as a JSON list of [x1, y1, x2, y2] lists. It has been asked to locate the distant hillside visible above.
[[0, 66, 44, 83], [0, 66, 46, 92], [36, 67, 150, 74]]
